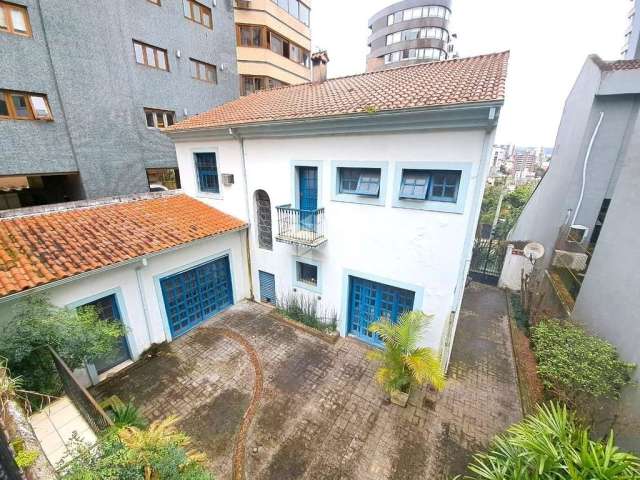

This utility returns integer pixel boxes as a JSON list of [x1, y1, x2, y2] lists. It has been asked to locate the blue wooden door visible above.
[[298, 167, 317, 231], [160, 256, 233, 338], [259, 271, 276, 305], [85, 294, 130, 374], [348, 277, 415, 346]]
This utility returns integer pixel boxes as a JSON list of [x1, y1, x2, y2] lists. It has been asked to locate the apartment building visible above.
[[234, 0, 312, 95], [509, 55, 640, 450], [367, 0, 453, 72], [622, 0, 639, 59], [0, 0, 239, 210]]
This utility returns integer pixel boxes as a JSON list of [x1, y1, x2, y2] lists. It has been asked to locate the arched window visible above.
[[255, 190, 272, 250]]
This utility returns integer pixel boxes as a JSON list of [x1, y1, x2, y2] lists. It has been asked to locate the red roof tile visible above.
[[0, 194, 246, 298], [167, 51, 510, 132], [600, 59, 640, 71]]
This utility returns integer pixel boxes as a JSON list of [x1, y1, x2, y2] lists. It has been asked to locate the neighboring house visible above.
[[234, 0, 312, 94], [508, 55, 640, 450], [165, 52, 509, 366], [0, 194, 249, 386], [366, 0, 453, 73], [0, 0, 239, 210]]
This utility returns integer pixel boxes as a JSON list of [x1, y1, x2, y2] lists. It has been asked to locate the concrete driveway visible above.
[[94, 283, 521, 480]]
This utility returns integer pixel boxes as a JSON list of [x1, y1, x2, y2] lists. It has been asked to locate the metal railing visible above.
[[275, 205, 327, 247], [48, 347, 113, 434]]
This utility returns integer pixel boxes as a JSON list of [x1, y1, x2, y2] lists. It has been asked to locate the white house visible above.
[[0, 194, 250, 386], [165, 51, 510, 365]]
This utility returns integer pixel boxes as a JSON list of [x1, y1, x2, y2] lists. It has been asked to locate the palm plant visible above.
[[110, 400, 148, 429], [367, 311, 445, 397], [460, 403, 640, 479], [118, 416, 207, 480]]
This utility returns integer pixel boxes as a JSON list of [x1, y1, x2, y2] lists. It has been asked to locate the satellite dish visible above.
[[524, 242, 545, 261]]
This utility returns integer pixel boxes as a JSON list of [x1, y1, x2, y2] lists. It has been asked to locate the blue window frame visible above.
[[195, 152, 219, 193], [338, 168, 381, 196], [399, 169, 460, 202], [296, 261, 318, 286]]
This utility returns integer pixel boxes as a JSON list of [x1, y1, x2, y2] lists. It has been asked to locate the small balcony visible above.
[[275, 205, 327, 248]]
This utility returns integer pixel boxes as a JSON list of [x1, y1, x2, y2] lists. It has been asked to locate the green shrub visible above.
[[0, 295, 125, 399], [458, 403, 640, 480], [61, 418, 213, 480], [530, 320, 635, 408], [110, 401, 148, 429], [276, 292, 337, 333]]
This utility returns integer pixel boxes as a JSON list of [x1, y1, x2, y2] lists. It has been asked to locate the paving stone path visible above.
[[94, 283, 521, 479]]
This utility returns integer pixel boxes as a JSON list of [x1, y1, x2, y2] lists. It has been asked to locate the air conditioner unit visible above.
[[552, 250, 589, 272], [221, 173, 235, 186]]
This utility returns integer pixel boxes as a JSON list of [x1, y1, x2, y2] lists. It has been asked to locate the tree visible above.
[[367, 311, 445, 395], [0, 295, 124, 396]]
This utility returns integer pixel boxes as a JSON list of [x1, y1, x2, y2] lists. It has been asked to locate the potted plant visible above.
[[367, 311, 445, 407]]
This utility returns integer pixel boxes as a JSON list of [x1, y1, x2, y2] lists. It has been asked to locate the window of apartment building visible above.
[[195, 152, 219, 194], [296, 261, 318, 287], [384, 48, 446, 64], [190, 58, 217, 83], [271, 0, 310, 26], [0, 1, 31, 36], [133, 40, 169, 70], [268, 30, 310, 67], [338, 168, 381, 197], [183, 0, 212, 29], [0, 90, 52, 120], [144, 108, 175, 128], [147, 168, 181, 190], [238, 24, 263, 47], [399, 170, 460, 202], [386, 27, 448, 46], [240, 75, 287, 96], [387, 5, 450, 26]]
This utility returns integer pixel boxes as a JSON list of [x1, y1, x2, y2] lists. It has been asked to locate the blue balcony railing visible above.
[[275, 205, 327, 247]]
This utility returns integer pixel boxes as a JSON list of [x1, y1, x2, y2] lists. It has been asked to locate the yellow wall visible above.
[[235, 0, 312, 85], [237, 47, 311, 84]]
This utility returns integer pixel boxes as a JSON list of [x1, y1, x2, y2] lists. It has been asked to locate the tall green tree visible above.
[[0, 294, 124, 396]]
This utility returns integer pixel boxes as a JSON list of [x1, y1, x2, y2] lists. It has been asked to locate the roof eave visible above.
[[164, 100, 505, 142], [0, 224, 248, 304]]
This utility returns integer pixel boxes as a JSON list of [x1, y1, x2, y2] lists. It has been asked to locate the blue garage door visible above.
[[160, 256, 233, 338], [348, 276, 415, 346]]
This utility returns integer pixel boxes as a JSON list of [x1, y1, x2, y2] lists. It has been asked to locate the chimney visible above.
[[311, 50, 330, 83]]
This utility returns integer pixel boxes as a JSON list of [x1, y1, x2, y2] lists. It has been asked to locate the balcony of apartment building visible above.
[[0, 174, 84, 212], [275, 204, 326, 248]]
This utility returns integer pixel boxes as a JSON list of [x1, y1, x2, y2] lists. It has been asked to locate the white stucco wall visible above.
[[0, 230, 250, 384], [176, 128, 491, 356]]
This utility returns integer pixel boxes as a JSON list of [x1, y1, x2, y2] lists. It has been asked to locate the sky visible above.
[[312, 0, 631, 147]]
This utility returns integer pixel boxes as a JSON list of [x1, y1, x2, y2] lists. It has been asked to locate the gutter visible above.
[[229, 128, 256, 300], [0, 225, 247, 305], [164, 101, 504, 140]]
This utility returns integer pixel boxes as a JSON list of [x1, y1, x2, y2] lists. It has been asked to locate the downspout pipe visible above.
[[135, 258, 154, 347], [572, 112, 604, 225], [229, 128, 255, 300]]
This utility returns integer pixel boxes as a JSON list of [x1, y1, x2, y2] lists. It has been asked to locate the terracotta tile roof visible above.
[[167, 51, 509, 132], [600, 59, 640, 71], [0, 194, 246, 298]]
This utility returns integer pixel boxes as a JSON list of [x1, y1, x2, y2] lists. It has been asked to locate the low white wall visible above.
[[498, 244, 534, 291], [0, 230, 250, 385]]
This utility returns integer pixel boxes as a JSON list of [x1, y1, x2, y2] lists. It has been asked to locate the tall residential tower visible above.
[[234, 0, 312, 95], [366, 0, 453, 72]]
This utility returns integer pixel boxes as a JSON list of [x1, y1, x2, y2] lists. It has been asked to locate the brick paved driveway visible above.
[[94, 283, 521, 479]]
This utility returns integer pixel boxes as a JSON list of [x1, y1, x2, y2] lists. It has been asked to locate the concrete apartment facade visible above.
[[0, 0, 239, 209], [234, 0, 312, 95], [622, 0, 640, 59], [366, 0, 452, 73], [509, 55, 640, 451]]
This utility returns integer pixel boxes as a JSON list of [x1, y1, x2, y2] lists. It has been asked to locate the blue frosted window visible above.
[[195, 152, 219, 193]]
